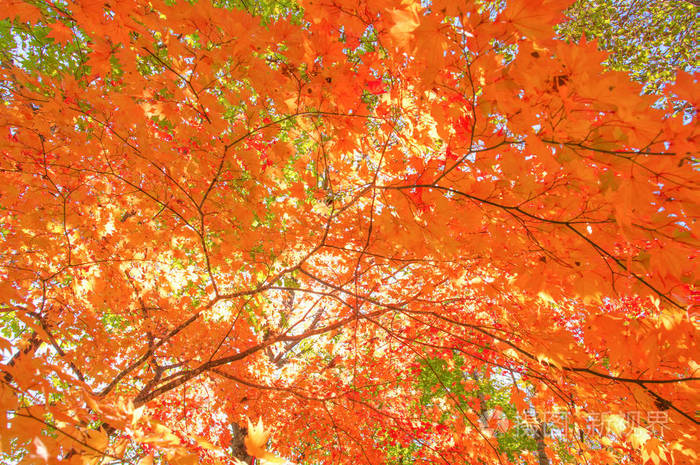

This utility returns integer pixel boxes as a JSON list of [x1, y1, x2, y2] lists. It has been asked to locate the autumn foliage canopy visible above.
[[0, 0, 697, 464]]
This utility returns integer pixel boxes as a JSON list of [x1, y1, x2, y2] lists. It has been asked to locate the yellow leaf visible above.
[[629, 426, 651, 448], [193, 435, 219, 452], [245, 418, 285, 464], [605, 414, 626, 435]]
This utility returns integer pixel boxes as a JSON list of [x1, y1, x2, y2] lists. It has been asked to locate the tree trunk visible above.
[[230, 423, 254, 464], [533, 415, 550, 465]]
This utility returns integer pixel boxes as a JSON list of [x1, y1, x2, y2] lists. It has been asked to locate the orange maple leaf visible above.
[[47, 22, 74, 44]]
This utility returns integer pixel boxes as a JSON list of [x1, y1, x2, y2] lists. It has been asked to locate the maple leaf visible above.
[[366, 79, 386, 95], [46, 22, 74, 44], [387, 4, 420, 50], [673, 70, 699, 107], [245, 418, 285, 464], [3, 1, 43, 23]]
